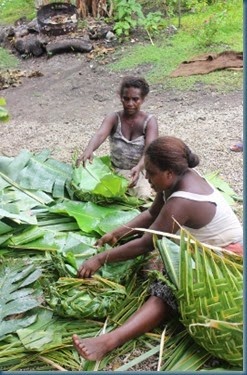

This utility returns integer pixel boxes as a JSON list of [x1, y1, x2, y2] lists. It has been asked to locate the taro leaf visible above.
[[0, 260, 42, 338]]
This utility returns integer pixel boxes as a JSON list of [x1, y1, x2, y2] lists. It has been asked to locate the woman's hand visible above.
[[129, 166, 140, 187], [76, 150, 94, 167], [96, 232, 118, 247], [77, 256, 102, 278]]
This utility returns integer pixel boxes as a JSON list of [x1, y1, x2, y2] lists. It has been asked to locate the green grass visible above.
[[0, 0, 36, 69], [109, 0, 243, 92], [0, 47, 19, 69], [0, 0, 35, 25], [0, 0, 243, 92]]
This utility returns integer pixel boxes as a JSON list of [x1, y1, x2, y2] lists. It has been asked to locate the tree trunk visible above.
[[76, 0, 109, 18], [35, 0, 111, 18]]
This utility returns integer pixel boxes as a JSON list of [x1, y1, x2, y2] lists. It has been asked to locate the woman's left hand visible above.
[[129, 166, 140, 187]]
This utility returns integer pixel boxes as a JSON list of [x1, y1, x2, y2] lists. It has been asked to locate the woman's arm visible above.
[[76, 113, 117, 166], [96, 193, 163, 246], [77, 232, 154, 278], [78, 194, 164, 278]]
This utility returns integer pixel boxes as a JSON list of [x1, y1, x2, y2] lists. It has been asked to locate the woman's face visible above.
[[121, 87, 144, 115], [144, 156, 172, 192]]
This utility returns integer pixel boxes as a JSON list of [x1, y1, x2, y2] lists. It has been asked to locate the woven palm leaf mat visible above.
[[170, 50, 243, 77], [155, 230, 243, 368]]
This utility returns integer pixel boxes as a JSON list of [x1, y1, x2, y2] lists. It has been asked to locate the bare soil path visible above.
[[1, 52, 243, 209]]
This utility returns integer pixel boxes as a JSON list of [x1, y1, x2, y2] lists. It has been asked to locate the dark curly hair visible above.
[[145, 136, 200, 175], [119, 76, 150, 98]]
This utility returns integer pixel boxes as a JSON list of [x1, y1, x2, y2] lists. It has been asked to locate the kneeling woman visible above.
[[72, 136, 243, 361]]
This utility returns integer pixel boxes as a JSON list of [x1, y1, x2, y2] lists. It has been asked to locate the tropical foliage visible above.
[[0, 150, 243, 371]]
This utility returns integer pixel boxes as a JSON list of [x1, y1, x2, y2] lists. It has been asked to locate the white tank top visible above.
[[166, 188, 243, 247]]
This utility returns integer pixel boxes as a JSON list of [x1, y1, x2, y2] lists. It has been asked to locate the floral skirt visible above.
[[149, 279, 178, 312]]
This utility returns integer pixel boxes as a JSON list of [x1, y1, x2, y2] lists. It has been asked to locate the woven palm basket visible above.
[[155, 228, 243, 368]]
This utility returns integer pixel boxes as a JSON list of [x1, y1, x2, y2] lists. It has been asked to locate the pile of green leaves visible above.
[[46, 275, 128, 319], [71, 155, 142, 206], [0, 149, 242, 371]]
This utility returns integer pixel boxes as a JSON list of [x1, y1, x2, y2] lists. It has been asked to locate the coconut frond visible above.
[[155, 229, 243, 368]]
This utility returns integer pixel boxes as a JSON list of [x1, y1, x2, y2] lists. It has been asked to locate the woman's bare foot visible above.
[[72, 333, 116, 361]]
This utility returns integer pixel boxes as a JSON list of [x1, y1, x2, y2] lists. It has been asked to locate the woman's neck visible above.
[[165, 171, 189, 197]]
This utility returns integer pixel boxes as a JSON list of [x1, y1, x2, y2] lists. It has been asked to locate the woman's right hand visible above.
[[76, 151, 94, 167], [77, 256, 102, 278]]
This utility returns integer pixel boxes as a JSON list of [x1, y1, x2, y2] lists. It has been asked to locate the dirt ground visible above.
[[1, 50, 243, 215], [0, 40, 244, 372]]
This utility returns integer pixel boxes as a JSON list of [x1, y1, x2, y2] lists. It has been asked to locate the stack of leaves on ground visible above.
[[0, 150, 243, 371]]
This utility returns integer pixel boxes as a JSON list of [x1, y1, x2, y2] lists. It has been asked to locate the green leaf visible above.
[[155, 236, 180, 289], [0, 260, 42, 338], [0, 97, 7, 106], [205, 171, 242, 203], [98, 208, 139, 235], [0, 106, 9, 122], [71, 156, 130, 204], [0, 150, 72, 198], [50, 199, 138, 235], [17, 309, 63, 351]]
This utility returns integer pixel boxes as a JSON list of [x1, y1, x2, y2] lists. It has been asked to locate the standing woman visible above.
[[76, 76, 158, 199], [73, 136, 243, 361]]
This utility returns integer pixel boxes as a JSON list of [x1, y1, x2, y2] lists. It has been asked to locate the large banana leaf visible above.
[[0, 150, 73, 198], [205, 170, 243, 204], [0, 149, 243, 371], [50, 199, 140, 235], [0, 221, 13, 235], [5, 226, 95, 252], [0, 260, 43, 338]]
